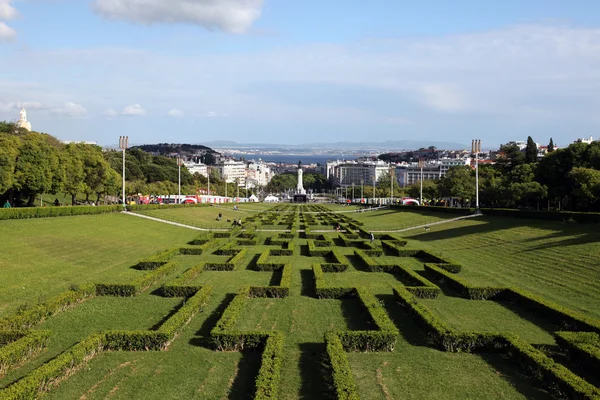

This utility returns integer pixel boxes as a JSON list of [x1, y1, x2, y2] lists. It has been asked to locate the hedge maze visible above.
[[1, 204, 600, 399]]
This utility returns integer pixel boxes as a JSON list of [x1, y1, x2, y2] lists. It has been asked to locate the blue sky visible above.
[[1, 0, 600, 148]]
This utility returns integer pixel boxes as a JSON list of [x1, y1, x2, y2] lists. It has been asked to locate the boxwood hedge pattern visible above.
[[2, 205, 600, 400]]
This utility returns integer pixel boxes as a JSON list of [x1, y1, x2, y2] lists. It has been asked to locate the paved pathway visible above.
[[122, 211, 230, 231]]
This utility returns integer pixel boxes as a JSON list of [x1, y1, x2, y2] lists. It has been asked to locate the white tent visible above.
[[248, 194, 259, 202], [264, 195, 279, 203]]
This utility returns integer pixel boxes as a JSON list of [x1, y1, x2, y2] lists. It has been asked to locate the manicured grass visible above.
[[401, 215, 600, 319], [2, 206, 599, 399], [0, 213, 196, 317], [352, 208, 456, 231], [134, 203, 274, 229]]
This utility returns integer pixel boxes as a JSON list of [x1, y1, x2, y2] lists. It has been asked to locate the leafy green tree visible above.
[[496, 144, 525, 172], [525, 136, 538, 163], [569, 167, 600, 210], [548, 138, 555, 153], [0, 133, 20, 195], [62, 144, 86, 205], [439, 166, 475, 200], [12, 133, 59, 206]]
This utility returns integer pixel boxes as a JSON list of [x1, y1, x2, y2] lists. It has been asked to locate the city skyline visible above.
[[1, 0, 600, 146]]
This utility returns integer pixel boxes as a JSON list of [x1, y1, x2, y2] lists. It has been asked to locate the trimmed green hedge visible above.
[[0, 285, 95, 330], [136, 248, 179, 270], [555, 331, 600, 374], [504, 334, 600, 399], [256, 249, 286, 271], [204, 249, 248, 271], [0, 330, 51, 377], [496, 288, 600, 333], [96, 261, 178, 296], [250, 264, 292, 298], [0, 333, 105, 399], [156, 286, 212, 345], [0, 205, 121, 220], [313, 264, 355, 299], [324, 333, 360, 400], [423, 264, 504, 300], [254, 332, 284, 400]]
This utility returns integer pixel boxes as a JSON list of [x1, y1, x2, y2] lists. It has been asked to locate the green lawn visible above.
[[400, 216, 600, 319], [1, 206, 598, 399], [0, 213, 196, 317], [352, 208, 456, 231], [133, 203, 273, 229]]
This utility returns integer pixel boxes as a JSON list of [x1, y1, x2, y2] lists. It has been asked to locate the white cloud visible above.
[[51, 102, 88, 117], [167, 108, 183, 117], [121, 103, 146, 116], [91, 0, 263, 33], [0, 0, 18, 20], [417, 84, 468, 113], [0, 21, 16, 41]]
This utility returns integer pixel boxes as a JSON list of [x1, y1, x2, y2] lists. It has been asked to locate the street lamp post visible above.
[[472, 139, 481, 211], [390, 166, 394, 205], [419, 158, 424, 206], [207, 167, 210, 196], [351, 183, 355, 202], [224, 174, 228, 201], [177, 157, 183, 204], [119, 136, 128, 210], [360, 179, 364, 200]]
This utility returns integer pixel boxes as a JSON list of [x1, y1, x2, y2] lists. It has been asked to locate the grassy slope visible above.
[[400, 215, 600, 319], [133, 203, 274, 229], [2, 207, 598, 398], [0, 213, 196, 317], [351, 208, 456, 230]]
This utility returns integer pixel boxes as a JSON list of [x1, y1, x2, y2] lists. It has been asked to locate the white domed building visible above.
[[16, 107, 32, 131]]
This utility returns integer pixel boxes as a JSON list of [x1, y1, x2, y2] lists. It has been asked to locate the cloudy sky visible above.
[[1, 0, 600, 148]]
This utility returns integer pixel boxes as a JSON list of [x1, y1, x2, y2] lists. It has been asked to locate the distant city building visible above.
[[505, 141, 527, 151], [246, 159, 272, 187], [215, 159, 246, 185], [61, 140, 99, 145], [16, 107, 32, 131], [396, 158, 472, 187], [184, 161, 208, 177], [574, 136, 594, 144], [328, 160, 390, 187]]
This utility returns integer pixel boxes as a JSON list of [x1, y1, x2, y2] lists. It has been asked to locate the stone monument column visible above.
[[297, 160, 306, 194]]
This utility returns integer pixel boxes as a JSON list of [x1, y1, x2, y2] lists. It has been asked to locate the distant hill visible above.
[[204, 140, 467, 151], [133, 143, 217, 154]]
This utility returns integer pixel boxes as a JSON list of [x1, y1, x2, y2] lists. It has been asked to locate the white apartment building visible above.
[[329, 160, 390, 187], [184, 161, 208, 177], [215, 159, 246, 184], [574, 136, 594, 144], [397, 158, 471, 187], [246, 160, 272, 187]]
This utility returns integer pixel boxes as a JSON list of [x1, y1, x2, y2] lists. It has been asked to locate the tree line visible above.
[[399, 138, 600, 211], [0, 122, 219, 206]]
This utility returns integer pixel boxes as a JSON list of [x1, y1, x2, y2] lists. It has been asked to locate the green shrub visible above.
[[555, 331, 600, 374], [178, 246, 204, 255], [0, 205, 121, 220], [0, 333, 105, 399], [0, 285, 95, 330], [504, 334, 600, 399], [496, 288, 600, 333], [0, 330, 51, 377], [97, 262, 178, 296], [324, 333, 360, 400], [136, 248, 179, 270], [423, 264, 504, 300], [104, 330, 169, 351], [313, 264, 355, 299], [157, 286, 212, 344], [254, 332, 284, 400]]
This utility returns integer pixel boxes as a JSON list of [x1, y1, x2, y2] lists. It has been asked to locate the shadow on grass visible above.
[[541, 344, 600, 388], [149, 299, 185, 331], [345, 254, 369, 272], [341, 298, 375, 330], [481, 353, 554, 400], [246, 253, 261, 271], [497, 300, 561, 338], [299, 244, 310, 257], [228, 350, 262, 400], [189, 293, 236, 349], [269, 270, 282, 286], [300, 269, 316, 298], [299, 342, 336, 400], [416, 270, 463, 298], [376, 294, 429, 347]]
